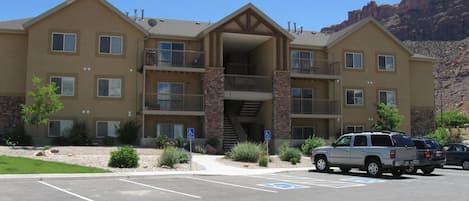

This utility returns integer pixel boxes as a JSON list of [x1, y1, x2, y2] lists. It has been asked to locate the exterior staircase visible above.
[[239, 101, 262, 117], [223, 115, 238, 150]]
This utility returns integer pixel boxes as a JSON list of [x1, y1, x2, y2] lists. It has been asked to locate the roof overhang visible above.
[[0, 29, 27, 34]]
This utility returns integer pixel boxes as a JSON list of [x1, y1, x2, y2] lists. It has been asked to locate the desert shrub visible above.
[[206, 137, 220, 148], [108, 146, 139, 168], [277, 142, 289, 155], [1, 128, 32, 146], [258, 155, 269, 167], [67, 121, 89, 145], [158, 147, 189, 168], [229, 142, 263, 162], [155, 135, 171, 149], [117, 120, 141, 145], [193, 144, 207, 154], [174, 137, 187, 148], [279, 146, 302, 164], [301, 136, 326, 156], [427, 127, 463, 145], [103, 136, 115, 146], [436, 111, 469, 128]]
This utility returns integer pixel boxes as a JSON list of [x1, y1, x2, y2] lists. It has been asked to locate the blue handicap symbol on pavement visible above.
[[340, 177, 385, 184], [257, 183, 309, 190], [187, 128, 195, 140]]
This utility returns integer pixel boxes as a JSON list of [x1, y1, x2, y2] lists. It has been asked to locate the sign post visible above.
[[187, 128, 195, 171], [264, 130, 271, 155]]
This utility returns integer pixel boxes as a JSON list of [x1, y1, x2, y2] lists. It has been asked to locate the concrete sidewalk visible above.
[[0, 155, 312, 180]]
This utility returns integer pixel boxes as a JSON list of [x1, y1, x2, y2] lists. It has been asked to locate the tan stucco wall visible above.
[[0, 33, 27, 96], [24, 0, 145, 138], [251, 38, 275, 76], [328, 22, 413, 133], [145, 71, 202, 94], [291, 79, 330, 99], [144, 115, 203, 138], [257, 100, 273, 131], [410, 60, 435, 108]]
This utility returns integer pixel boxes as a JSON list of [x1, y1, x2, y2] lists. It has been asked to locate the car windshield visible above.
[[392, 135, 415, 147]]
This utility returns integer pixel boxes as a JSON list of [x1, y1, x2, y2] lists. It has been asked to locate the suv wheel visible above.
[[462, 161, 469, 170], [421, 167, 435, 175], [315, 156, 329, 172], [366, 159, 382, 177], [405, 166, 417, 175]]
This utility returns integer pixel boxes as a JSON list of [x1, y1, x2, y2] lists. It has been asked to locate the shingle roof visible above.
[[136, 18, 211, 38], [0, 18, 30, 32], [290, 31, 330, 47]]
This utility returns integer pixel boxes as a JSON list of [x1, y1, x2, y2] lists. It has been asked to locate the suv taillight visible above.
[[390, 150, 396, 159], [424, 150, 432, 159]]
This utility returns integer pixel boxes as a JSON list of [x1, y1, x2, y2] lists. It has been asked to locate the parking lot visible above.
[[2, 167, 469, 201]]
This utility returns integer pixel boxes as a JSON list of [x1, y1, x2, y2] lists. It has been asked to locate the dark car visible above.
[[444, 143, 469, 170], [405, 138, 446, 175]]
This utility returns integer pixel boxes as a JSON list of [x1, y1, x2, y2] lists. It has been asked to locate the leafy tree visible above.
[[436, 111, 469, 128], [372, 103, 403, 131], [21, 77, 63, 127]]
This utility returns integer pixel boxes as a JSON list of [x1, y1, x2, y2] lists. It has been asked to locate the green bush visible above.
[[1, 128, 32, 146], [301, 136, 326, 156], [277, 142, 289, 155], [280, 147, 302, 164], [372, 103, 403, 131], [258, 156, 269, 167], [426, 127, 463, 145], [155, 135, 171, 149], [117, 120, 141, 145], [67, 121, 89, 145], [436, 111, 469, 128], [174, 137, 187, 148], [108, 146, 139, 168], [206, 137, 220, 148], [158, 147, 189, 168], [229, 142, 263, 162]]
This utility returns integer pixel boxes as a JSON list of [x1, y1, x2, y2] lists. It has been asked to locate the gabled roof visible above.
[[327, 17, 413, 55], [0, 18, 30, 33], [197, 3, 294, 40], [22, 0, 149, 35]]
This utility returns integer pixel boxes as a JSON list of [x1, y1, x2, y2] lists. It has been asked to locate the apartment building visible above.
[[0, 0, 435, 149]]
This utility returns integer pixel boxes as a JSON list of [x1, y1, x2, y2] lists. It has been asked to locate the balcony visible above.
[[144, 48, 205, 73], [291, 98, 341, 119], [291, 60, 341, 80], [143, 93, 204, 116], [224, 74, 272, 101]]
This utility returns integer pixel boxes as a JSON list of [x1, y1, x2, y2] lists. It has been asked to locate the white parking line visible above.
[[38, 181, 94, 201], [119, 179, 201, 199], [181, 176, 278, 193]]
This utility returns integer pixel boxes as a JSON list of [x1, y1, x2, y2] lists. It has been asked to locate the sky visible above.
[[0, 0, 401, 31]]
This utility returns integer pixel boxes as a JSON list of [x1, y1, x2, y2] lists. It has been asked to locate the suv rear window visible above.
[[371, 135, 392, 146], [413, 139, 441, 149], [413, 141, 426, 149], [392, 135, 415, 147]]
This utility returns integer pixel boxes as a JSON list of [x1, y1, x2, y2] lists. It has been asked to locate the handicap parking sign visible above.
[[187, 128, 195, 140], [257, 183, 309, 190], [264, 130, 271, 141]]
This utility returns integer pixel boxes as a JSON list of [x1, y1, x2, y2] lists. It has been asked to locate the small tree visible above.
[[21, 77, 63, 127], [436, 111, 469, 128], [373, 103, 403, 131]]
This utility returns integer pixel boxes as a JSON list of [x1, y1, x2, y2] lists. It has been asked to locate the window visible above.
[[159, 42, 185, 66], [156, 123, 184, 139], [96, 121, 120, 138], [345, 125, 364, 133], [97, 78, 122, 97], [371, 135, 392, 146], [392, 135, 415, 147], [291, 50, 313, 73], [50, 76, 75, 96], [158, 82, 184, 110], [48, 120, 73, 137], [378, 55, 395, 71], [51, 32, 76, 52], [99, 35, 123, 55], [292, 127, 315, 139], [353, 135, 368, 147], [335, 136, 352, 147], [346, 89, 364, 105], [345, 52, 363, 69], [291, 88, 313, 114], [378, 90, 396, 107]]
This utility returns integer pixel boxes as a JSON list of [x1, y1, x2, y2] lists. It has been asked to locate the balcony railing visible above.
[[291, 98, 339, 115], [224, 74, 272, 92], [291, 59, 340, 76], [144, 93, 204, 112], [144, 48, 205, 68]]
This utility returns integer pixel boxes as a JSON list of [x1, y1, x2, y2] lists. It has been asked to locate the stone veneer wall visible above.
[[272, 71, 291, 139], [203, 67, 224, 138], [411, 108, 435, 136], [0, 96, 24, 134]]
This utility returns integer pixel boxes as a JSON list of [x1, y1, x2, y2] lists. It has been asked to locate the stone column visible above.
[[272, 71, 291, 147], [0, 96, 25, 134], [203, 67, 224, 139], [411, 108, 435, 136]]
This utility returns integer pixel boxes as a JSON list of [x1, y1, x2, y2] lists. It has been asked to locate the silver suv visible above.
[[312, 132, 418, 177]]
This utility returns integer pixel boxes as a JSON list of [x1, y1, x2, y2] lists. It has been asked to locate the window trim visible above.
[[48, 120, 73, 138], [378, 89, 397, 107], [345, 88, 364, 106], [291, 126, 315, 139], [95, 121, 120, 138], [96, 78, 122, 98], [98, 35, 124, 55], [51, 32, 77, 53], [344, 51, 363, 69], [50, 76, 75, 97], [377, 54, 395, 72]]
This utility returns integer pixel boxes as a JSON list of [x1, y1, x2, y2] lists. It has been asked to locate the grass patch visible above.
[[0, 155, 109, 174]]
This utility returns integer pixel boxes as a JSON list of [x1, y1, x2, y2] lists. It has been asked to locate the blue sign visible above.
[[257, 183, 309, 190], [187, 128, 195, 141], [264, 130, 271, 141], [340, 177, 385, 184]]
